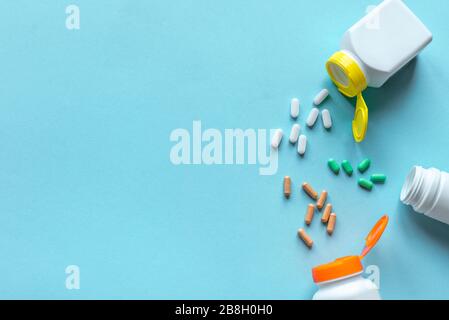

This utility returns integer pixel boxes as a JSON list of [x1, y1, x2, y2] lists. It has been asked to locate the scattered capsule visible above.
[[341, 160, 354, 176], [322, 204, 332, 223], [358, 178, 374, 191], [271, 129, 283, 149], [313, 89, 329, 106], [358, 158, 371, 173], [328, 158, 340, 175], [316, 190, 328, 210], [306, 108, 320, 128], [305, 204, 315, 225], [370, 174, 387, 184], [289, 124, 301, 144], [284, 176, 292, 198], [290, 98, 300, 119], [297, 135, 307, 156], [321, 109, 332, 129], [298, 228, 313, 248], [302, 182, 318, 200], [327, 213, 337, 235]]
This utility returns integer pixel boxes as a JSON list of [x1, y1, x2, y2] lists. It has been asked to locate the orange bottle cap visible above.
[[312, 215, 389, 284], [312, 256, 363, 283], [361, 215, 389, 258]]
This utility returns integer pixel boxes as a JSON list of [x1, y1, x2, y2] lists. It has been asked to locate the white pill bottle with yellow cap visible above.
[[312, 216, 388, 300], [326, 0, 432, 142]]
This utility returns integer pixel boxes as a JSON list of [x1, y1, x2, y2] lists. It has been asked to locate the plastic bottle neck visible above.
[[317, 272, 363, 287], [326, 50, 368, 97], [400, 166, 442, 214], [341, 50, 369, 84]]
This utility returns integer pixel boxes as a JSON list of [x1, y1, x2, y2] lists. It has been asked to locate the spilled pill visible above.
[[370, 174, 387, 184], [328, 158, 340, 175], [321, 109, 332, 129], [297, 135, 307, 155], [358, 178, 374, 191], [298, 228, 313, 248], [306, 108, 320, 128], [284, 176, 292, 198], [316, 190, 328, 210], [313, 89, 329, 106], [302, 182, 318, 200], [305, 204, 315, 225], [358, 158, 371, 173], [271, 129, 283, 149], [341, 160, 354, 176], [290, 98, 300, 119], [327, 213, 337, 235], [322, 204, 332, 223], [289, 124, 301, 144]]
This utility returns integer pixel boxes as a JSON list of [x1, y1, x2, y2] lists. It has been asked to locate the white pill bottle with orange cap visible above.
[[326, 0, 432, 142], [312, 216, 388, 300]]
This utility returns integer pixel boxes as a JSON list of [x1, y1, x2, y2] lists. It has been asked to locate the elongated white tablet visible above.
[[297, 135, 307, 155], [321, 109, 332, 129], [306, 108, 320, 128], [290, 98, 300, 119], [271, 129, 283, 149], [289, 124, 301, 143], [313, 89, 329, 106]]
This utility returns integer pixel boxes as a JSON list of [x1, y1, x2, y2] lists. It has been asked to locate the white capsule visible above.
[[306, 108, 320, 128], [297, 135, 307, 155], [271, 129, 283, 149], [290, 98, 300, 119], [289, 124, 301, 144], [313, 89, 329, 106], [321, 109, 333, 129]]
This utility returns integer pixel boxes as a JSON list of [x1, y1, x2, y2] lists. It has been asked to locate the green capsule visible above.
[[341, 160, 353, 176], [328, 158, 340, 175], [370, 174, 387, 184], [357, 158, 371, 173], [358, 178, 374, 191]]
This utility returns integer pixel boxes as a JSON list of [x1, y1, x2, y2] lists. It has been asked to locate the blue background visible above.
[[0, 0, 448, 299]]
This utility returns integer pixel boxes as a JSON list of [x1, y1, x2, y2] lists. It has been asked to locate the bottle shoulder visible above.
[[341, 0, 432, 76], [313, 276, 380, 300]]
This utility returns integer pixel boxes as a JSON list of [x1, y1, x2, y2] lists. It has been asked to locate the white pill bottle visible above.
[[312, 216, 388, 300], [325, 0, 432, 142], [401, 166, 449, 225]]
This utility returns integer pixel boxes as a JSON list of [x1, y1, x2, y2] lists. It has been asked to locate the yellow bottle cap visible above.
[[353, 93, 368, 142], [326, 51, 369, 143]]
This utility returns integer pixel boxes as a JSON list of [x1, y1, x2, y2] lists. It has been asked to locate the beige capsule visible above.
[[316, 190, 328, 210], [327, 213, 337, 235], [305, 204, 315, 225], [302, 182, 318, 200], [284, 176, 292, 198], [322, 204, 332, 223], [298, 228, 313, 248]]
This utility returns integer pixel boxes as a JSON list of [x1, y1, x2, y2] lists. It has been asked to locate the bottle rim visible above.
[[400, 166, 422, 204], [401, 166, 442, 214], [326, 51, 367, 97], [415, 168, 441, 213]]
